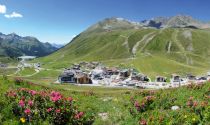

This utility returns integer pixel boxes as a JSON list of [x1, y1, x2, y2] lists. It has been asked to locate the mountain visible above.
[[37, 15, 210, 77], [51, 43, 65, 49], [142, 15, 210, 29], [84, 17, 142, 34], [0, 32, 57, 58]]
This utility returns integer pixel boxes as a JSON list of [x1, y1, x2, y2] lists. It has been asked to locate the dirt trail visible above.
[[172, 30, 193, 65], [167, 41, 172, 53], [132, 32, 156, 55], [120, 35, 130, 53]]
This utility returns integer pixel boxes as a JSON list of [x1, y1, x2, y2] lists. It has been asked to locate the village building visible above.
[[105, 67, 119, 75], [170, 74, 181, 83], [58, 69, 76, 83], [76, 73, 92, 84], [131, 73, 149, 82], [186, 74, 196, 81], [197, 76, 207, 81], [120, 69, 130, 78], [156, 76, 167, 82]]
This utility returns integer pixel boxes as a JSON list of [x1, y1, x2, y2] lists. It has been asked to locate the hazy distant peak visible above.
[[0, 31, 57, 57]]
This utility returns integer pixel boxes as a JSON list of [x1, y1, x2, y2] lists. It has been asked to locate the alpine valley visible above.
[[38, 15, 210, 78]]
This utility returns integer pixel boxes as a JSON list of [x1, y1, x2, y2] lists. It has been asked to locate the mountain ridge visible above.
[[0, 32, 58, 58], [86, 15, 210, 31]]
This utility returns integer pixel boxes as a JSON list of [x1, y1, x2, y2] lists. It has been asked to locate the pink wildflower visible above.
[[7, 91, 17, 97], [134, 101, 140, 107], [193, 101, 198, 107], [74, 112, 84, 119], [50, 91, 62, 102], [47, 108, 53, 112], [28, 100, 33, 107], [24, 109, 31, 115], [51, 96, 62, 102], [56, 109, 61, 113], [19, 100, 25, 107], [29, 90, 37, 95], [139, 119, 147, 125]]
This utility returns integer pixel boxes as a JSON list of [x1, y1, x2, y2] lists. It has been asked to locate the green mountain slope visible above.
[[37, 17, 210, 78]]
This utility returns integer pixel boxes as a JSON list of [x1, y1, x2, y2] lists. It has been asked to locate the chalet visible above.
[[186, 74, 196, 81], [131, 73, 149, 82], [156, 76, 167, 82], [170, 74, 181, 83], [58, 70, 76, 83], [197, 76, 207, 81], [76, 73, 92, 84], [106, 67, 119, 75], [120, 69, 130, 78]]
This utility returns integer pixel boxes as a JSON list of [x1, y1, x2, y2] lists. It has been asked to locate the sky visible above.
[[0, 0, 210, 44]]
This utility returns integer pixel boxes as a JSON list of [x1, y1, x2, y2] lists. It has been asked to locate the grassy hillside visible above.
[[0, 76, 209, 124], [36, 27, 210, 78]]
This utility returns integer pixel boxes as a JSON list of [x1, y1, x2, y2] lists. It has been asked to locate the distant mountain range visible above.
[[51, 43, 65, 49], [85, 15, 210, 33], [0, 32, 58, 58], [141, 15, 210, 29]]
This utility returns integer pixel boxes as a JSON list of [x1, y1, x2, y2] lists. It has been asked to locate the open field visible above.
[[0, 76, 209, 125]]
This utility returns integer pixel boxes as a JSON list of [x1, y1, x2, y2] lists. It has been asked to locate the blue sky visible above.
[[0, 0, 209, 44]]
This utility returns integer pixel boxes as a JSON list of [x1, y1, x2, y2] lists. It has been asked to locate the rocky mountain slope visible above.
[[144, 15, 210, 29]]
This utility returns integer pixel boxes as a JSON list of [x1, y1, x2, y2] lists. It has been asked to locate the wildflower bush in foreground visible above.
[[128, 84, 210, 125], [6, 88, 94, 125]]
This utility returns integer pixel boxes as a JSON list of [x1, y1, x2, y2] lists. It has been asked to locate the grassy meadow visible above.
[[0, 76, 209, 125]]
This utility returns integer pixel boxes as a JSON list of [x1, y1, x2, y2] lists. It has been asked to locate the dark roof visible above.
[[59, 70, 75, 77]]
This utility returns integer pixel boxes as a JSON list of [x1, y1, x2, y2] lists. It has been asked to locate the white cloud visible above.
[[4, 11, 23, 18], [0, 4, 6, 14]]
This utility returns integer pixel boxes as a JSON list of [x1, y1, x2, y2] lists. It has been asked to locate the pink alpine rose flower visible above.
[[56, 109, 61, 113], [47, 108, 53, 112], [19, 100, 25, 107], [139, 119, 147, 125], [74, 112, 84, 119], [29, 90, 37, 95], [28, 100, 33, 107], [24, 109, 31, 115]]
